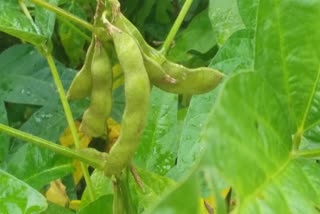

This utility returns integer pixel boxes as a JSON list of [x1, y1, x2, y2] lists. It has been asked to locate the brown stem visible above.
[[130, 164, 144, 192]]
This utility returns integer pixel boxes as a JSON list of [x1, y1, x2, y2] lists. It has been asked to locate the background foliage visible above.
[[0, 0, 319, 213]]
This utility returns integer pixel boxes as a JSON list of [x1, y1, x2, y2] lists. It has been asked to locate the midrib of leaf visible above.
[[299, 65, 320, 133], [254, 0, 296, 127], [271, 0, 320, 147]]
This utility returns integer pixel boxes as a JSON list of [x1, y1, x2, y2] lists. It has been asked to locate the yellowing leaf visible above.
[[221, 186, 231, 198], [72, 161, 84, 185], [59, 121, 91, 149], [45, 179, 70, 207]]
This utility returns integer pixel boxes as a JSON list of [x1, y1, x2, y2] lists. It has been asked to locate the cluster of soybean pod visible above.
[[67, 2, 224, 177]]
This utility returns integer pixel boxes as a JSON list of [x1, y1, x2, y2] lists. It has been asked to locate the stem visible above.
[[294, 149, 320, 158], [0, 124, 104, 169], [113, 168, 133, 214], [43, 50, 95, 201], [31, 0, 94, 32], [161, 0, 193, 55], [130, 164, 144, 192], [292, 127, 303, 151]]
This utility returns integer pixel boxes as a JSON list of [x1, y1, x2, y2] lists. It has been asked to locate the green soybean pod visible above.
[[143, 53, 177, 85], [67, 39, 94, 100], [113, 13, 224, 95], [113, 13, 166, 64], [113, 14, 176, 85], [144, 55, 223, 94], [80, 40, 113, 137], [159, 61, 224, 95], [103, 22, 150, 176]]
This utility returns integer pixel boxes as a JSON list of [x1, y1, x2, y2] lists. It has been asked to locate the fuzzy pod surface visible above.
[[80, 40, 113, 137], [104, 25, 150, 176]]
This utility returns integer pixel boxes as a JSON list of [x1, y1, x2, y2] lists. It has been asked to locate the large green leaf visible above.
[[0, 1, 46, 45], [208, 0, 245, 46], [167, 89, 219, 180], [200, 1, 320, 212], [1, 74, 55, 106], [35, 0, 58, 38], [254, 0, 320, 143], [78, 195, 113, 214], [145, 174, 200, 214], [134, 87, 179, 176], [0, 169, 47, 213], [3, 143, 73, 190], [129, 167, 176, 212], [44, 202, 75, 214], [81, 170, 113, 208], [0, 45, 48, 78], [203, 72, 320, 212], [237, 0, 258, 29]]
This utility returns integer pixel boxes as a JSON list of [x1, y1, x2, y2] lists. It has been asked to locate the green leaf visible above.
[[81, 170, 113, 208], [237, 0, 258, 29], [167, 88, 220, 180], [209, 29, 254, 75], [43, 202, 75, 214], [35, 0, 58, 38], [203, 72, 320, 212], [0, 1, 46, 45], [129, 167, 176, 212], [19, 101, 87, 141], [0, 169, 47, 213], [78, 195, 113, 214], [1, 75, 56, 105], [208, 0, 245, 46], [200, 1, 320, 212], [304, 128, 320, 145], [134, 87, 179, 176], [197, 165, 228, 214], [3, 143, 73, 190], [145, 174, 200, 214], [0, 45, 47, 77], [254, 1, 320, 145], [167, 9, 216, 66]]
